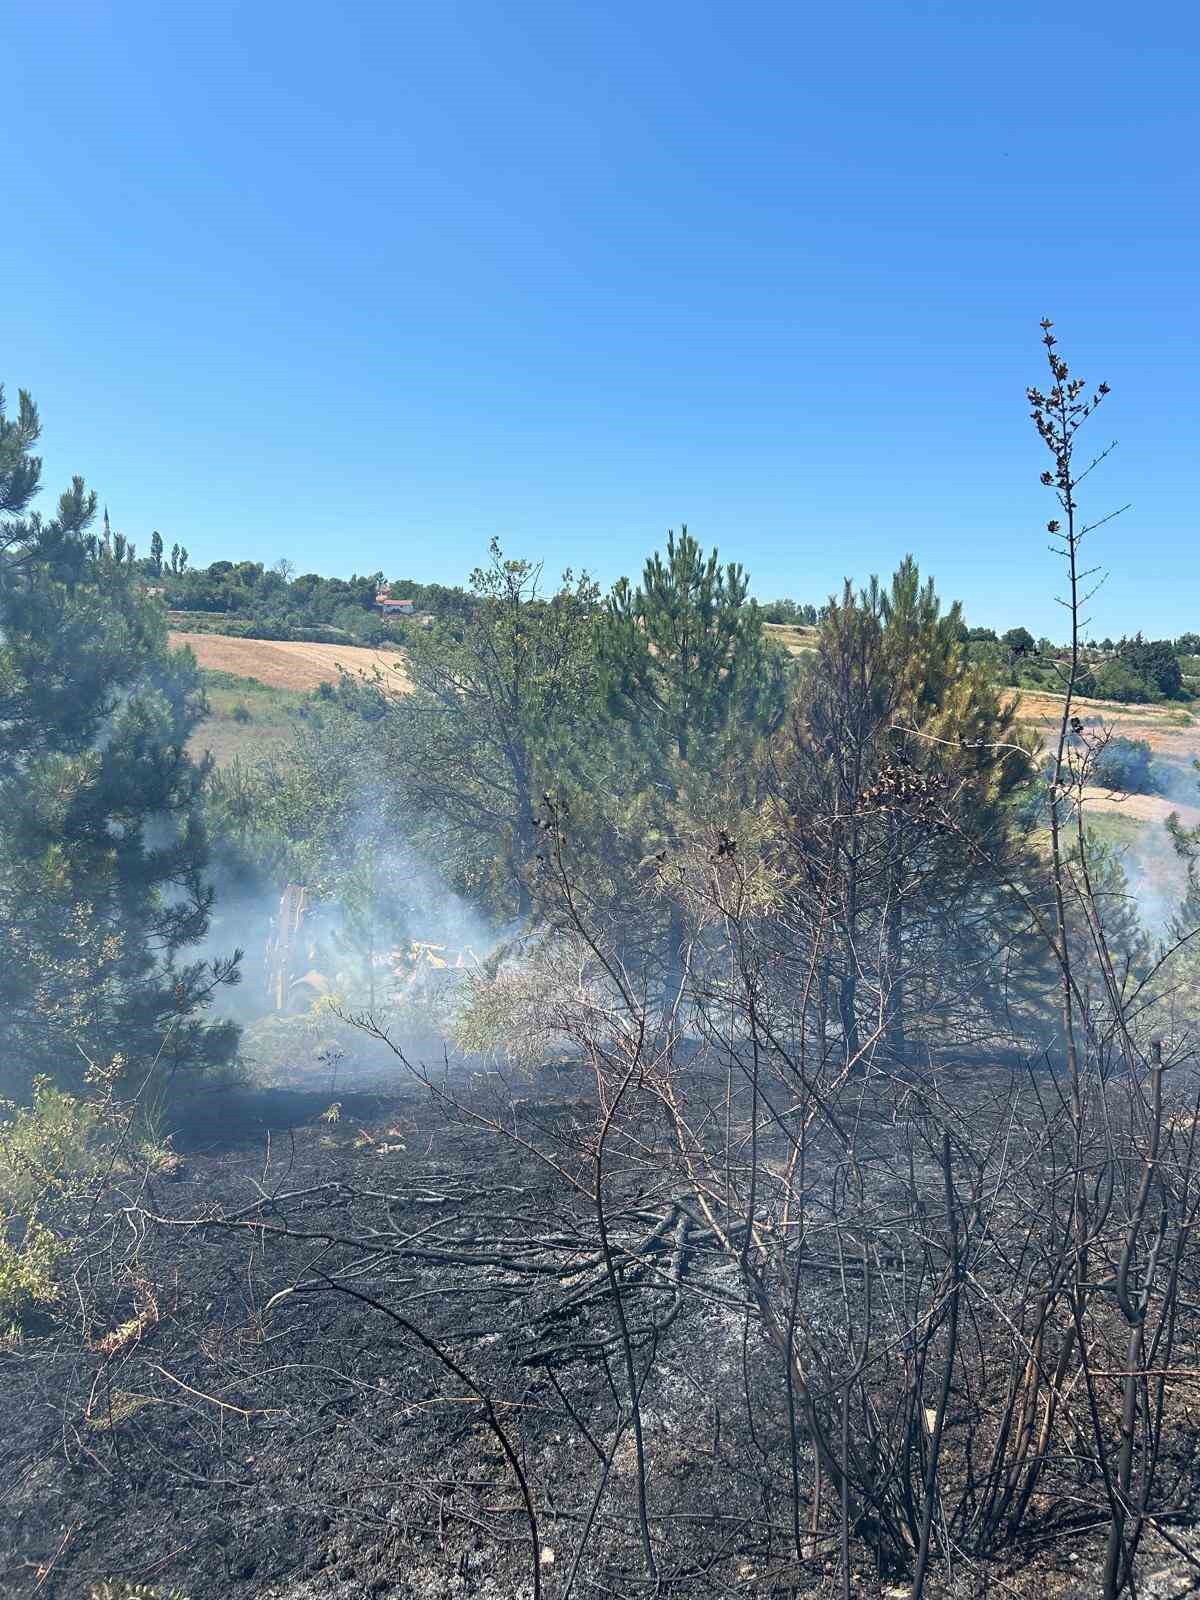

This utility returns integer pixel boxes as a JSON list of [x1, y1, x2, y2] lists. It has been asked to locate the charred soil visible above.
[[3, 1062, 1199, 1600]]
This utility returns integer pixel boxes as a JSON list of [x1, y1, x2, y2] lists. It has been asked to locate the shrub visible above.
[[1092, 736, 1158, 795], [0, 1077, 103, 1216], [1089, 660, 1153, 703], [230, 702, 252, 723], [0, 1217, 63, 1331], [239, 1012, 355, 1082]]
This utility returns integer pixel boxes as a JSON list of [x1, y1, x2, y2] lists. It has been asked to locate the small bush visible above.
[[0, 1077, 103, 1216], [230, 702, 252, 723], [133, 1134, 184, 1178], [239, 1012, 352, 1081], [0, 1217, 63, 1330], [1092, 736, 1158, 795]]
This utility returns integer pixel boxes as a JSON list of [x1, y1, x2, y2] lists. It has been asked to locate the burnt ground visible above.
[[3, 1060, 1200, 1600]]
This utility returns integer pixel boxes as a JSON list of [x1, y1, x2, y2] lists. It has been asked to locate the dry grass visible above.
[[1079, 786, 1200, 827], [169, 632, 411, 694], [764, 622, 818, 656], [1010, 689, 1200, 826], [1011, 688, 1198, 756]]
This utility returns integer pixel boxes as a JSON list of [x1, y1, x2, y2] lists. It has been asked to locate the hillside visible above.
[[1011, 688, 1198, 759], [1010, 687, 1200, 823], [170, 632, 411, 767], [764, 621, 818, 655], [169, 630, 411, 693]]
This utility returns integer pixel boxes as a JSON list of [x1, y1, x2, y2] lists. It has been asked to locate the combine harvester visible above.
[[264, 883, 482, 1015]]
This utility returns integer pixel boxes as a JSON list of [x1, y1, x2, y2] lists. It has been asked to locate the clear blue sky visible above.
[[6, 2, 1196, 637]]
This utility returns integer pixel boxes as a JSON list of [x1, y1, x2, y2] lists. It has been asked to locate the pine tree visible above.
[[599, 526, 788, 765], [596, 527, 790, 989], [0, 382, 239, 1096], [769, 559, 1034, 1063], [878, 557, 1035, 1052]]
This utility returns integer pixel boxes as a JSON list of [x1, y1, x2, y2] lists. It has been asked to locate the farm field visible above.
[[169, 630, 412, 693], [1079, 785, 1200, 828], [189, 671, 311, 768], [172, 632, 414, 766], [1011, 687, 1200, 823], [1011, 687, 1198, 758]]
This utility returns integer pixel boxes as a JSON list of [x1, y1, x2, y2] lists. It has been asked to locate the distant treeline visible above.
[[142, 544, 828, 647], [134, 540, 1196, 701], [149, 553, 477, 645]]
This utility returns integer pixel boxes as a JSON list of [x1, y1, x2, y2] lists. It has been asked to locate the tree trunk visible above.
[[838, 966, 859, 1066], [665, 898, 687, 1010], [885, 901, 905, 1061], [513, 807, 537, 924]]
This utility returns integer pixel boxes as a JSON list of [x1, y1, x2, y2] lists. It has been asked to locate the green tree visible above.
[[599, 526, 788, 765], [149, 529, 164, 577], [1090, 659, 1152, 704], [1002, 625, 1036, 658], [1119, 635, 1182, 699], [0, 383, 239, 1095], [1092, 736, 1157, 795], [596, 527, 791, 988], [1071, 833, 1149, 980], [882, 561, 1034, 1052], [388, 540, 601, 920], [771, 558, 1033, 1061]]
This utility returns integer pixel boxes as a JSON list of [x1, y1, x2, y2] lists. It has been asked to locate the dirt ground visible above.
[[169, 632, 412, 694]]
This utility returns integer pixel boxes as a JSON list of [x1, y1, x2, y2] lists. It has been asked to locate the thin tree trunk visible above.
[[885, 901, 905, 1060]]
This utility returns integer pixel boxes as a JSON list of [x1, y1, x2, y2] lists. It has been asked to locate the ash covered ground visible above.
[[3, 1054, 1200, 1600]]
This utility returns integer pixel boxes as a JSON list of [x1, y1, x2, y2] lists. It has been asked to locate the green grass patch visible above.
[[1082, 811, 1147, 853], [1030, 810, 1149, 860], [195, 670, 309, 766]]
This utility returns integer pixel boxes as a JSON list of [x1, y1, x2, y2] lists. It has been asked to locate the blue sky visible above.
[[6, 2, 1196, 636]]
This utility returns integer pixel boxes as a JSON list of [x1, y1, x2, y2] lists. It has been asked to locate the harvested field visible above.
[[1012, 688, 1200, 827], [1012, 688, 1199, 759], [170, 631, 412, 694]]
